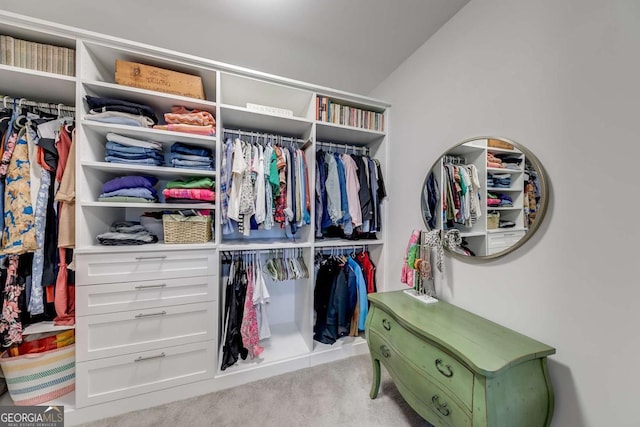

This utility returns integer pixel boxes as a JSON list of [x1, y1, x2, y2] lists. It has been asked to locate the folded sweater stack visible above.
[[85, 95, 158, 128], [169, 142, 214, 170], [163, 176, 215, 204], [98, 175, 159, 203], [97, 221, 158, 245], [153, 106, 216, 136], [105, 133, 164, 166]]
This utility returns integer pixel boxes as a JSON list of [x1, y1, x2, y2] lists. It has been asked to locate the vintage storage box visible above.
[[115, 60, 205, 99], [488, 138, 514, 150]]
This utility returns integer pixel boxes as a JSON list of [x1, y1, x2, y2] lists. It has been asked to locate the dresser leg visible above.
[[370, 357, 381, 399]]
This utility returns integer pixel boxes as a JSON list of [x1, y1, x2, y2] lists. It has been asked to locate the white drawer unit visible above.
[[487, 230, 526, 254], [75, 249, 217, 285], [76, 276, 217, 316], [75, 340, 216, 408], [76, 302, 216, 361]]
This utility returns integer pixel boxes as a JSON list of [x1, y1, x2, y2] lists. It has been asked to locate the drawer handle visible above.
[[382, 318, 391, 331], [135, 256, 167, 261], [134, 352, 166, 362], [379, 345, 390, 358], [435, 358, 454, 378], [431, 395, 450, 417], [134, 284, 168, 290], [135, 310, 167, 319]]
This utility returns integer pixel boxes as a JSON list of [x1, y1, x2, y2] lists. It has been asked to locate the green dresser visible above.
[[366, 291, 555, 427]]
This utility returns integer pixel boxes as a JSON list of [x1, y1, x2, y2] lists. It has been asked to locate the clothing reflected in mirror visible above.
[[421, 137, 547, 259]]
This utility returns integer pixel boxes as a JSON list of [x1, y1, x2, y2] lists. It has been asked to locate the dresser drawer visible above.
[[76, 276, 217, 316], [369, 330, 471, 427], [75, 249, 216, 285], [368, 306, 474, 410], [76, 302, 216, 361], [76, 340, 215, 408]]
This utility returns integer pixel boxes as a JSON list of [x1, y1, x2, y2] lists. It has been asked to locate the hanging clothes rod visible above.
[[1, 95, 75, 113], [315, 244, 369, 253], [222, 128, 308, 145], [221, 248, 305, 255], [316, 140, 370, 155]]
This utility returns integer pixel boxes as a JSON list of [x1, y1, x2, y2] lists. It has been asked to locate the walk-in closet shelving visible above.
[[0, 10, 390, 424]]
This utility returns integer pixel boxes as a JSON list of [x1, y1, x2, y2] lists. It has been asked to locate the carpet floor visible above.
[[78, 354, 434, 427]]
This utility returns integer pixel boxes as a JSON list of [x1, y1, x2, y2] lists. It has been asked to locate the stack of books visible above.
[[316, 95, 384, 132], [0, 35, 76, 76]]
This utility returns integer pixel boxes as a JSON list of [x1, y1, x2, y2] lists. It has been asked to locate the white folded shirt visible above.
[[106, 132, 162, 150]]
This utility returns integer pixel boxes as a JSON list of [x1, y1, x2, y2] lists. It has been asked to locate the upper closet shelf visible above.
[[82, 80, 217, 114], [0, 64, 75, 105], [487, 167, 523, 174], [81, 201, 215, 209], [219, 241, 311, 251], [81, 161, 216, 179], [75, 242, 217, 254], [81, 121, 216, 147], [220, 104, 312, 137], [314, 239, 384, 248], [315, 122, 385, 145]]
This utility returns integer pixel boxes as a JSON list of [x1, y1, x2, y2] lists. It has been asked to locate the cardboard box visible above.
[[115, 60, 205, 99], [488, 138, 514, 150]]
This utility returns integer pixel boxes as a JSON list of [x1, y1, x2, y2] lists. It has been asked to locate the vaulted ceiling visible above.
[[0, 0, 470, 94]]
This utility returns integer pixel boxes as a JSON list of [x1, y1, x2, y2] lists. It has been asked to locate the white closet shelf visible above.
[[81, 120, 217, 147], [487, 146, 523, 154], [458, 231, 486, 238], [0, 64, 75, 105], [487, 167, 523, 173], [487, 206, 522, 210], [487, 186, 523, 192], [23, 321, 75, 335], [312, 335, 367, 355], [220, 104, 312, 136], [487, 228, 527, 234], [75, 242, 216, 254], [82, 80, 217, 113], [81, 161, 216, 179], [215, 323, 309, 377], [219, 241, 311, 251], [315, 121, 385, 145], [81, 201, 215, 209], [314, 238, 384, 248]]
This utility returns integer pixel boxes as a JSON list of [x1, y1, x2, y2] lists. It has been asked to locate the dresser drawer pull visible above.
[[379, 345, 391, 358], [431, 395, 450, 417], [134, 352, 166, 362], [382, 318, 391, 331], [435, 358, 454, 378], [134, 310, 167, 319], [134, 284, 168, 290], [135, 256, 167, 261]]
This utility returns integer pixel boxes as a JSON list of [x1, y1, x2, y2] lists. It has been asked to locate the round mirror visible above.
[[421, 137, 549, 260]]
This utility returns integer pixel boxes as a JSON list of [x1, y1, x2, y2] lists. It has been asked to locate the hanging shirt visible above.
[[254, 145, 266, 224], [341, 153, 362, 228], [227, 138, 247, 222]]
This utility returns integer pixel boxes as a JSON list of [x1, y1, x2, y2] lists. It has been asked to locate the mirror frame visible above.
[[421, 136, 549, 261]]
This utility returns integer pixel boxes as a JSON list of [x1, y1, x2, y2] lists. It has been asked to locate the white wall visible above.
[[371, 0, 640, 426]]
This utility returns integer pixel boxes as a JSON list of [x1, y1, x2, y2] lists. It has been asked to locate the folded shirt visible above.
[[98, 196, 157, 203], [171, 142, 212, 157], [86, 96, 158, 123], [153, 124, 215, 135], [99, 187, 158, 200], [107, 132, 162, 150], [103, 175, 158, 193], [169, 152, 212, 162], [105, 157, 163, 166], [164, 106, 215, 126], [106, 140, 162, 154], [97, 231, 158, 245], [105, 150, 165, 161], [163, 188, 215, 202], [171, 159, 213, 169], [165, 177, 215, 189], [86, 111, 154, 128]]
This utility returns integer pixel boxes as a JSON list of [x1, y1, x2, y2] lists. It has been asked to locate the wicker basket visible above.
[[163, 214, 212, 244], [487, 211, 500, 229]]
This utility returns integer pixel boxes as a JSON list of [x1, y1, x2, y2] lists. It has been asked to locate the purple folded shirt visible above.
[[102, 175, 159, 193]]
